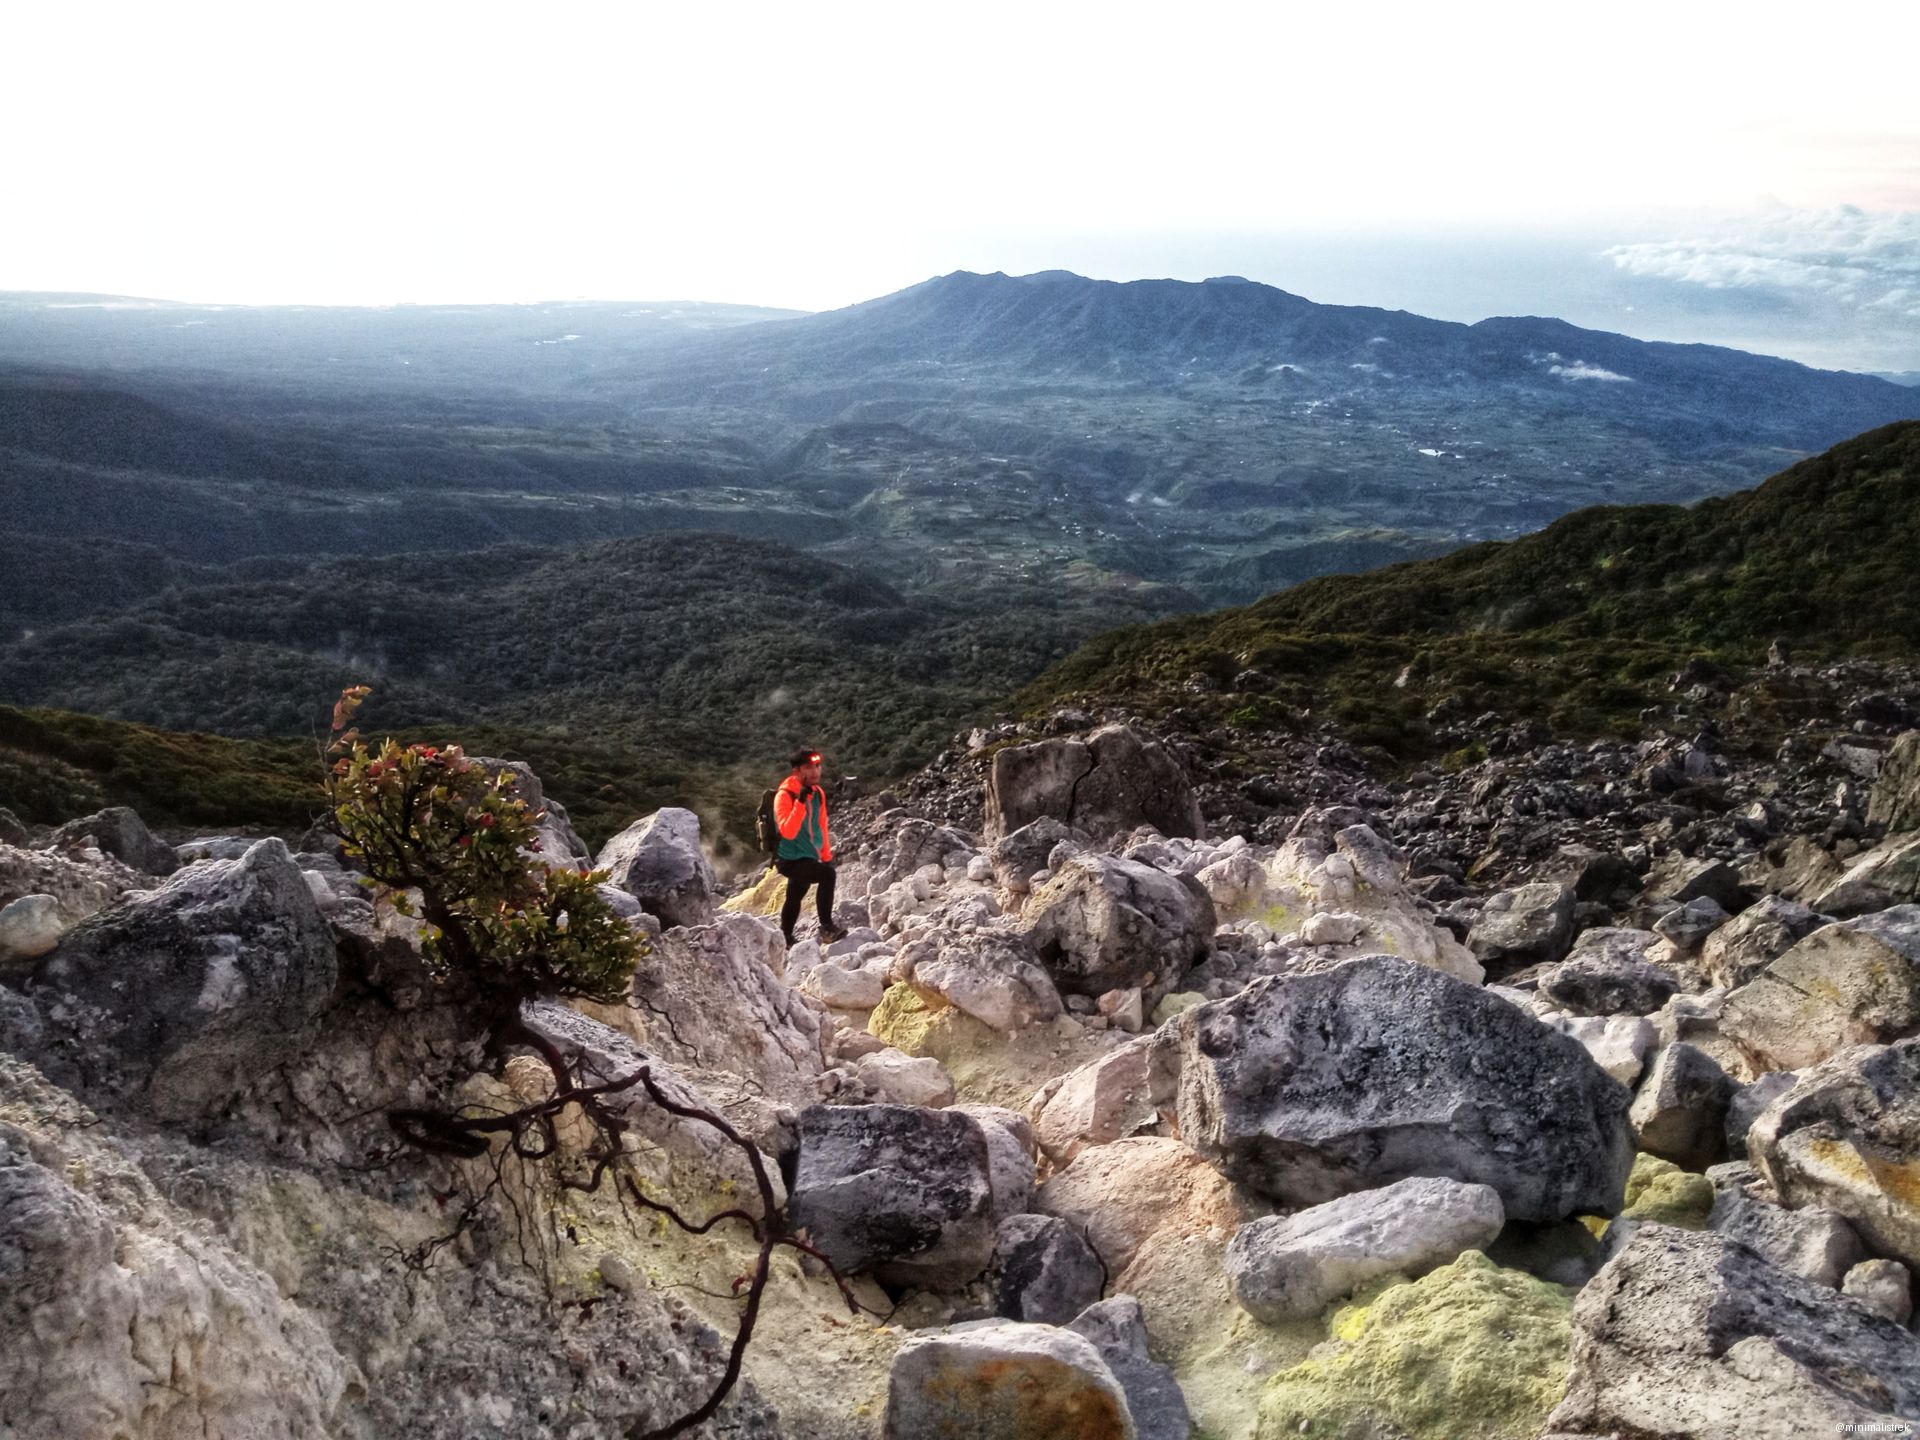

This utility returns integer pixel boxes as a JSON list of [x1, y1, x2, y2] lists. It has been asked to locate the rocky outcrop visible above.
[[883, 1321, 1136, 1439], [1150, 956, 1634, 1221], [1869, 730, 1920, 832], [1225, 1176, 1504, 1323], [1810, 833, 1920, 916], [1699, 894, 1825, 988], [1020, 853, 1214, 1003], [23, 838, 337, 1120], [985, 723, 1203, 844], [1466, 881, 1575, 975], [45, 805, 178, 876], [1721, 908, 1920, 1071], [1548, 1225, 1920, 1439], [1747, 1038, 1920, 1268], [1629, 1041, 1734, 1171], [596, 807, 718, 929], [788, 1103, 999, 1286]]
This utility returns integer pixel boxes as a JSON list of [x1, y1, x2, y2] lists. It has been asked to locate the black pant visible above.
[[777, 858, 836, 942]]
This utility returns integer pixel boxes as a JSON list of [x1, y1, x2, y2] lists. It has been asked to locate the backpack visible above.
[[756, 787, 783, 858]]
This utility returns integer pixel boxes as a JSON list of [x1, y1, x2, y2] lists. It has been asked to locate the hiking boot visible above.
[[818, 925, 850, 946]]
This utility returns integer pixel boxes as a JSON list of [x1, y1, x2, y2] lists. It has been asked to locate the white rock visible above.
[[856, 1048, 956, 1108], [1301, 911, 1367, 946], [0, 893, 67, 965]]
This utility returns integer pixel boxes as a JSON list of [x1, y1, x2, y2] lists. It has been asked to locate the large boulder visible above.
[[1810, 833, 1920, 917], [44, 805, 177, 876], [1020, 853, 1214, 1003], [988, 817, 1088, 895], [986, 723, 1203, 844], [883, 1321, 1136, 1439], [1869, 730, 1920, 832], [594, 807, 717, 929], [1226, 1175, 1504, 1323], [1699, 894, 1825, 989], [789, 1104, 999, 1287], [1149, 956, 1634, 1221], [906, 929, 1064, 1032], [1721, 908, 1920, 1071], [1466, 881, 1575, 975], [1747, 1038, 1920, 1268], [25, 838, 338, 1119], [1630, 1042, 1735, 1172], [613, 913, 830, 1105], [988, 1213, 1104, 1325], [1547, 1225, 1920, 1439], [1540, 953, 1679, 1017]]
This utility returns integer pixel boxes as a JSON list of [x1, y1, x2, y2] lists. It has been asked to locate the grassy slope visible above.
[[1022, 421, 1920, 752]]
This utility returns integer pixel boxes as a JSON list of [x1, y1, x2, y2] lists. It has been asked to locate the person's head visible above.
[[790, 746, 823, 785]]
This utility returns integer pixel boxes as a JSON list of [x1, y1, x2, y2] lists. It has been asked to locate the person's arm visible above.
[[820, 790, 833, 863], [773, 782, 810, 840]]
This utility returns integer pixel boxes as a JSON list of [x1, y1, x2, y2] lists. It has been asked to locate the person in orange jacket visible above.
[[775, 746, 848, 947]]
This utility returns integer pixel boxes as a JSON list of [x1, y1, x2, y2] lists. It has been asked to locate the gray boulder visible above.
[[1646, 855, 1750, 913], [1541, 954, 1680, 1017], [1021, 852, 1214, 1003], [790, 1104, 998, 1287], [1868, 730, 1920, 833], [1562, 926, 1659, 968], [1630, 1042, 1734, 1171], [1706, 1161, 1867, 1288], [26, 838, 337, 1119], [1466, 881, 1575, 975], [1548, 1225, 1920, 1439], [883, 1321, 1135, 1439], [1149, 956, 1634, 1221], [988, 1213, 1104, 1325], [1224, 1175, 1504, 1322], [908, 930, 1063, 1032], [0, 894, 66, 971], [1748, 1038, 1920, 1268], [986, 723, 1202, 844], [1845, 1258, 1915, 1325], [1722, 908, 1920, 1072], [1811, 833, 1920, 917], [1068, 1297, 1192, 1440], [989, 817, 1088, 895], [595, 807, 717, 929], [44, 806, 177, 876], [1653, 896, 1730, 952], [1700, 894, 1826, 989]]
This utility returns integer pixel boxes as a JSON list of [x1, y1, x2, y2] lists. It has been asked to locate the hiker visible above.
[[772, 746, 847, 947]]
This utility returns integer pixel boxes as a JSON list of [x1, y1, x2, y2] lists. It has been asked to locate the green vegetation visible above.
[[1023, 422, 1920, 757], [325, 686, 639, 1007]]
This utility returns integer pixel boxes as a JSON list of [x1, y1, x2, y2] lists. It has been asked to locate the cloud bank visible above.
[[1606, 207, 1920, 320]]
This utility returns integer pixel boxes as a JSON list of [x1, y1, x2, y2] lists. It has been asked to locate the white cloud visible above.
[[1605, 207, 1920, 318], [1549, 362, 1633, 382]]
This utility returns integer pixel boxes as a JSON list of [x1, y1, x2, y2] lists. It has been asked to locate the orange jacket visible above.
[[773, 774, 832, 862]]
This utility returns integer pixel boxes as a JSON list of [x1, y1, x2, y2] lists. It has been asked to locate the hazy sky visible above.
[[5, 1, 1918, 369]]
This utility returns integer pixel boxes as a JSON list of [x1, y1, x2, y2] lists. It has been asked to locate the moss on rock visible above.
[[1618, 1152, 1714, 1229], [1254, 1250, 1573, 1440]]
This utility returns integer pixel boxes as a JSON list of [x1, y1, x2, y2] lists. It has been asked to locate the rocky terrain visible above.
[[5, 669, 1920, 1438]]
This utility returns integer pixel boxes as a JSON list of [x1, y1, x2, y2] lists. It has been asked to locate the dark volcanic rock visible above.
[[985, 723, 1203, 843], [45, 806, 178, 877], [789, 1104, 997, 1287], [1149, 955, 1634, 1221]]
